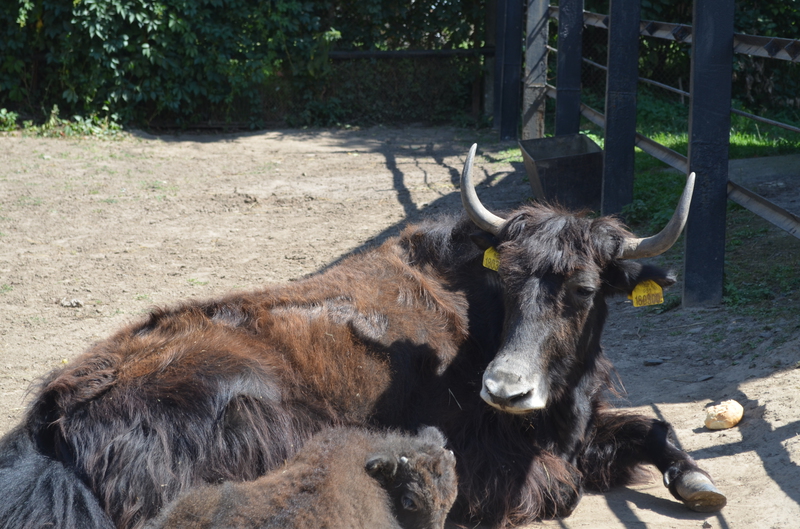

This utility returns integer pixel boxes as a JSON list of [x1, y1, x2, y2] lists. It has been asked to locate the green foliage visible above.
[[2, 0, 328, 124], [20, 105, 123, 137], [1, 0, 485, 127], [723, 205, 800, 316], [635, 88, 689, 136], [623, 163, 686, 232], [323, 0, 485, 51], [0, 108, 17, 131]]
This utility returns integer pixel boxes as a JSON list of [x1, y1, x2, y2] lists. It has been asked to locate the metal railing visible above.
[[551, 7, 800, 63], [544, 84, 800, 239], [546, 7, 800, 239]]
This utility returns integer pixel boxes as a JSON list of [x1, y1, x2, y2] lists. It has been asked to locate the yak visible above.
[[0, 143, 725, 529], [147, 426, 458, 529]]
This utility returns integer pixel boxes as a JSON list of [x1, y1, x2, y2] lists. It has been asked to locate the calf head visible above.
[[365, 427, 458, 529], [460, 144, 694, 414]]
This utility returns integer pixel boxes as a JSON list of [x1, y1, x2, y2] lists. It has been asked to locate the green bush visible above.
[[321, 0, 484, 51], [0, 0, 485, 126], [2, 0, 328, 125], [0, 108, 17, 131], [1, 0, 486, 127]]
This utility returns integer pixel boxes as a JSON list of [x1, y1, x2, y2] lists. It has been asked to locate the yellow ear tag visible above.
[[628, 280, 664, 307], [483, 247, 500, 271]]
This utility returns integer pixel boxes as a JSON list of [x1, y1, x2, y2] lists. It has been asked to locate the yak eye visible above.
[[575, 286, 596, 298], [401, 493, 419, 511]]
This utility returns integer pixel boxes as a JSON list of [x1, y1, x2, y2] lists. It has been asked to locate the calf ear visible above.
[[365, 454, 397, 484], [602, 261, 677, 297], [417, 425, 447, 447]]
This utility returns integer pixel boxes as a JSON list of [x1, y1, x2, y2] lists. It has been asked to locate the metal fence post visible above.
[[555, 0, 584, 136], [484, 0, 497, 121], [683, 0, 734, 307], [522, 0, 549, 140], [495, 0, 523, 140], [601, 0, 641, 215], [493, 0, 504, 128]]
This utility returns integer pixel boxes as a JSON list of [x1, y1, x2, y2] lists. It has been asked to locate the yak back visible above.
[[23, 214, 478, 529]]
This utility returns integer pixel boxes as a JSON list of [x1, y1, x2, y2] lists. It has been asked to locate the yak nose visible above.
[[483, 373, 528, 403], [481, 369, 548, 412]]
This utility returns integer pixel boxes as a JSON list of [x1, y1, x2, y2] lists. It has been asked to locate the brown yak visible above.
[[0, 144, 725, 529]]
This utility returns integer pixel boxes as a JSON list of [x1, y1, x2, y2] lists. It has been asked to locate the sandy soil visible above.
[[0, 126, 798, 528]]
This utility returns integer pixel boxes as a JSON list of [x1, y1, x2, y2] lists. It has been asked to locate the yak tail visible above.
[[0, 425, 113, 529]]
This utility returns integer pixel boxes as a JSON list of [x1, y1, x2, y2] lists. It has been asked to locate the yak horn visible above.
[[460, 143, 505, 235], [620, 171, 696, 259]]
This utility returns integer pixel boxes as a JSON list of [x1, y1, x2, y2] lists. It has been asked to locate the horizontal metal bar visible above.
[[553, 43, 800, 136], [730, 108, 800, 134], [549, 6, 800, 63], [328, 48, 494, 60], [639, 77, 688, 97], [727, 181, 800, 238], [544, 85, 800, 238]]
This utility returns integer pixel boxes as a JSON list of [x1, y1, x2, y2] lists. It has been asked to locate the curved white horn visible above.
[[620, 172, 696, 259], [460, 143, 505, 235]]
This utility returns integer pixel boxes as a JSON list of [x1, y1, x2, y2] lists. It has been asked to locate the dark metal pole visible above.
[[484, 0, 497, 121], [554, 0, 584, 136], [493, 0, 506, 128], [683, 0, 734, 307], [496, 0, 523, 140], [522, 0, 549, 140], [601, 0, 641, 215]]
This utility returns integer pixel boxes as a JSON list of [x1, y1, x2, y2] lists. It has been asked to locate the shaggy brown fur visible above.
[[148, 426, 457, 529], [0, 207, 715, 529]]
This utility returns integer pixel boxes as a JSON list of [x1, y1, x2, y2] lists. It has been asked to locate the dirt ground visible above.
[[0, 126, 798, 529]]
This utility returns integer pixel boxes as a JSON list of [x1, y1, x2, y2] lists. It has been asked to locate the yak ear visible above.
[[365, 454, 398, 483], [602, 261, 677, 297], [469, 231, 497, 251]]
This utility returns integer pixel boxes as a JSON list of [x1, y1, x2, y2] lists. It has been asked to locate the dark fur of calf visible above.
[[148, 426, 458, 529]]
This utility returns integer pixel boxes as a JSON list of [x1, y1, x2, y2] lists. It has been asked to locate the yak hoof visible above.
[[674, 471, 727, 513]]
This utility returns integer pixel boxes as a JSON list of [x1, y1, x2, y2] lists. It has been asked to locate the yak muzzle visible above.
[[480, 368, 548, 413]]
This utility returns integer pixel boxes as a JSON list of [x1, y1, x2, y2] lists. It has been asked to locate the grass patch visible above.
[[627, 169, 800, 320], [11, 105, 125, 139], [485, 147, 524, 164], [590, 90, 800, 322], [722, 205, 800, 318]]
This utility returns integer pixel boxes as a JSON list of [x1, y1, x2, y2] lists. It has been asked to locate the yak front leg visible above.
[[580, 410, 727, 512]]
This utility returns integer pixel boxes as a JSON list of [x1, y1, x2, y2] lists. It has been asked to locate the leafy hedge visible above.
[[2, 0, 331, 125], [1, 0, 484, 127]]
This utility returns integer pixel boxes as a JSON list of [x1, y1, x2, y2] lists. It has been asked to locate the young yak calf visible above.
[[148, 426, 458, 529]]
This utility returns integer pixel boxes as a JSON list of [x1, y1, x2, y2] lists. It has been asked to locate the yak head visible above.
[[365, 426, 458, 529], [459, 144, 694, 414]]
